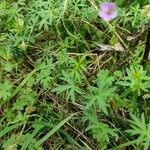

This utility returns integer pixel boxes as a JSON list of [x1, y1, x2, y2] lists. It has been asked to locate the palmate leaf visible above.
[[97, 95, 108, 115], [0, 81, 13, 101], [52, 70, 83, 102], [69, 55, 87, 82], [126, 114, 150, 150], [85, 95, 97, 109], [117, 66, 150, 95], [53, 83, 83, 102], [36, 58, 55, 89], [85, 113, 119, 148], [97, 69, 114, 87], [85, 70, 116, 115], [53, 85, 72, 94]]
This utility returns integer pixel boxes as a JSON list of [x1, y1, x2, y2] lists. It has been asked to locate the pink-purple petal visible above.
[[98, 2, 118, 22]]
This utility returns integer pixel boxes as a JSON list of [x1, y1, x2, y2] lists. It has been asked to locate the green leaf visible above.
[[126, 114, 150, 150], [85, 70, 116, 114], [52, 71, 83, 102], [3, 62, 14, 72], [0, 81, 13, 101], [5, 66, 39, 102], [0, 123, 22, 138], [21, 125, 43, 150], [141, 5, 150, 17], [34, 113, 77, 148]]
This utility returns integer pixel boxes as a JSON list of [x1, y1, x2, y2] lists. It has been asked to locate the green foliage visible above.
[[36, 58, 55, 89], [12, 88, 36, 111], [53, 70, 83, 102], [0, 81, 13, 101], [27, 0, 62, 31], [85, 112, 119, 150], [1, 0, 150, 149], [2, 124, 43, 150], [127, 114, 150, 150], [141, 4, 150, 17], [117, 66, 150, 96], [85, 70, 116, 114], [69, 55, 87, 82]]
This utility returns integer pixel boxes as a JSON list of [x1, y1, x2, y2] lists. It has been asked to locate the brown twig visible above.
[[143, 30, 150, 67]]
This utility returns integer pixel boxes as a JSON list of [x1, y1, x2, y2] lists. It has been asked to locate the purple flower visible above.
[[99, 2, 118, 21]]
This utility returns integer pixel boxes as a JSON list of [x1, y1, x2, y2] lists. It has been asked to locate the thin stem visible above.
[[107, 22, 128, 49], [143, 30, 150, 67], [109, 140, 137, 150]]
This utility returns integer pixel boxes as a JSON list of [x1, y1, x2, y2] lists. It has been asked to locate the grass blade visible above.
[[21, 125, 43, 150], [61, 130, 82, 148], [0, 123, 22, 138], [34, 113, 76, 148], [5, 67, 39, 102]]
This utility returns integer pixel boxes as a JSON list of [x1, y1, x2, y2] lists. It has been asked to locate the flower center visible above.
[[106, 8, 114, 15]]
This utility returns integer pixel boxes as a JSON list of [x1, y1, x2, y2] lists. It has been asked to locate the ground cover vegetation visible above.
[[1, 0, 150, 149]]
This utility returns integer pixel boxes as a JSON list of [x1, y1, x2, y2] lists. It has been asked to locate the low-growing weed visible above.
[[1, 0, 150, 149]]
